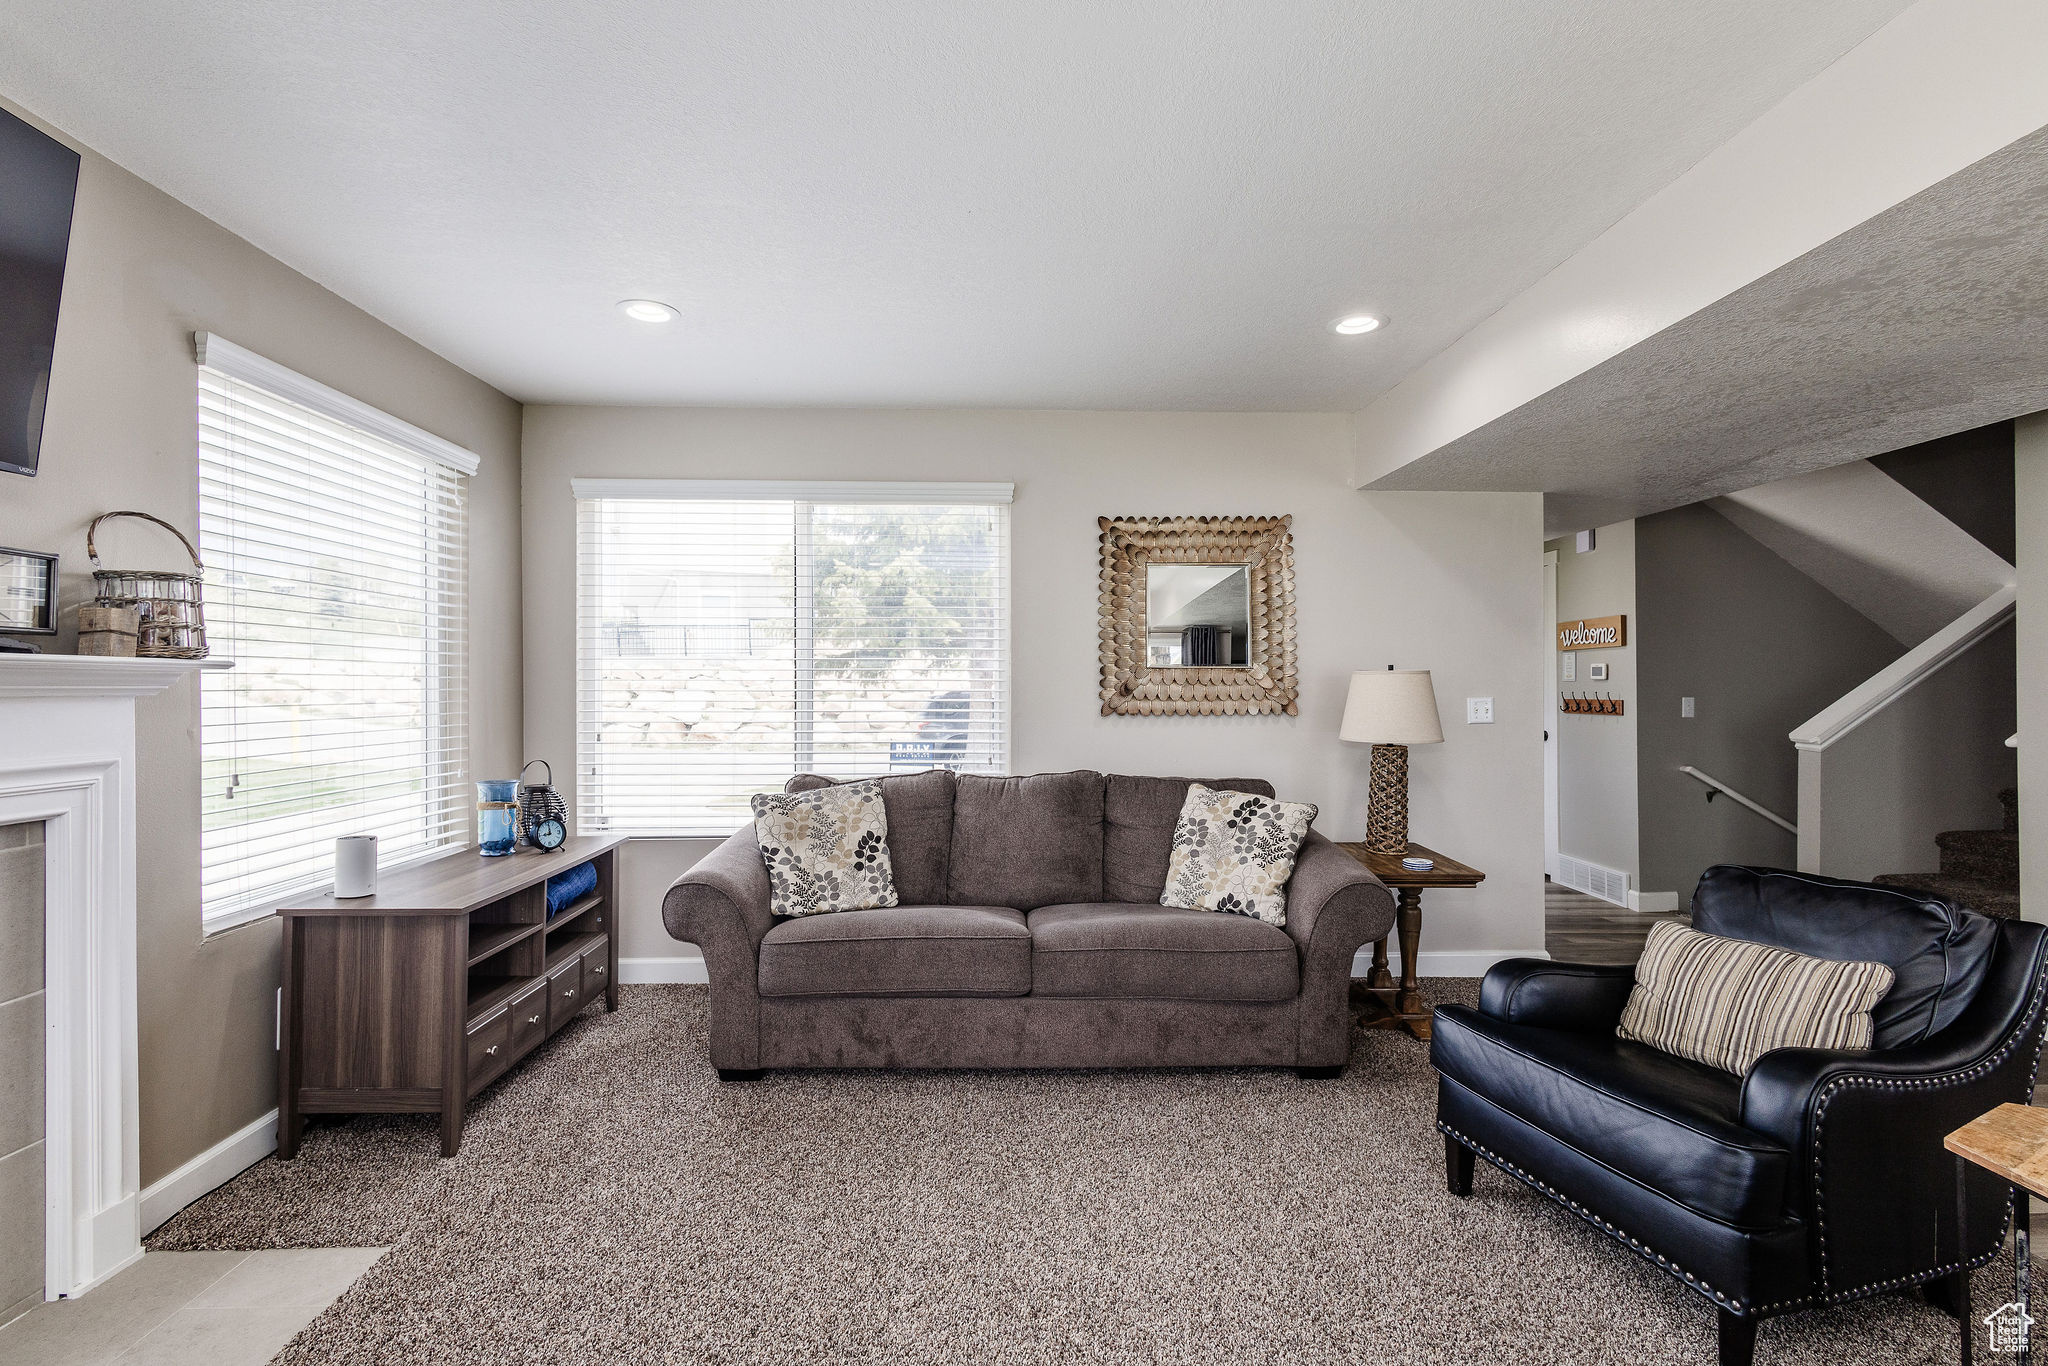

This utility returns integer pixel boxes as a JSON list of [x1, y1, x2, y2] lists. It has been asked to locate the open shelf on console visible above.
[[466, 972, 540, 1024], [546, 892, 604, 932], [545, 930, 605, 970], [467, 919, 546, 967]]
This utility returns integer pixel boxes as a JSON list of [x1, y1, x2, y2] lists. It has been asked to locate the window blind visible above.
[[575, 481, 1011, 837], [197, 362, 470, 926]]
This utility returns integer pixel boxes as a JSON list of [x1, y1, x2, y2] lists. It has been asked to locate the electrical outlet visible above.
[[1466, 697, 1494, 724], [1681, 696, 1696, 719]]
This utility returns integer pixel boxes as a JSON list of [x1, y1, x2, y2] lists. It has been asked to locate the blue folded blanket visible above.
[[545, 861, 598, 915]]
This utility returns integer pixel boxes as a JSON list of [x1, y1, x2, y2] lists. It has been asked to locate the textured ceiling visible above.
[[0, 1, 1914, 407], [1366, 125, 2048, 536]]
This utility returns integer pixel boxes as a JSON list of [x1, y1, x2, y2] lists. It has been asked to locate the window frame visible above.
[[572, 479, 1013, 838], [194, 333, 477, 934]]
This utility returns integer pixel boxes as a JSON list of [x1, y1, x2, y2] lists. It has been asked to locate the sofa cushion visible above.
[[1160, 784, 1318, 926], [1028, 902, 1299, 1001], [751, 779, 897, 917], [1693, 864, 2001, 1048], [1103, 775, 1275, 904], [1432, 1003, 1792, 1229], [786, 769, 956, 906], [947, 771, 1106, 910], [757, 905, 1030, 998]]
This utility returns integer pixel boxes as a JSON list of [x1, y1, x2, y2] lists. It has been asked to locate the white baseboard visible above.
[[1629, 890, 1681, 914], [139, 1108, 277, 1236], [1351, 947, 1550, 978], [620, 954, 709, 984]]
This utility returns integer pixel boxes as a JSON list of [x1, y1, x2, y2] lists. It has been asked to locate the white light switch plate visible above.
[[1466, 697, 1494, 724], [1682, 696, 1696, 718], [1562, 654, 1576, 681]]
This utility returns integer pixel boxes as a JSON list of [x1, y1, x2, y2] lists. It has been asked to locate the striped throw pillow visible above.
[[1616, 921, 1896, 1075]]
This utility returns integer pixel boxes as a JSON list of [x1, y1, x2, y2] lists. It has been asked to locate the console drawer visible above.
[[507, 978, 548, 1060], [547, 957, 584, 1031], [466, 1007, 511, 1089], [579, 936, 610, 998]]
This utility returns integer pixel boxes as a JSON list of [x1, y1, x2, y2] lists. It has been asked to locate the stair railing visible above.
[[1789, 583, 2016, 872], [1678, 766, 1797, 834]]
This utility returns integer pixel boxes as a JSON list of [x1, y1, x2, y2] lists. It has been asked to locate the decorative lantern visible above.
[[518, 760, 568, 850]]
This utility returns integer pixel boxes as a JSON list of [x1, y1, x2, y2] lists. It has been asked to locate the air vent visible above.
[[1558, 855, 1631, 907]]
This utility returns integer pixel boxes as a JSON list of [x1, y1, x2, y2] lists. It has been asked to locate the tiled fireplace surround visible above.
[[0, 821, 44, 1325]]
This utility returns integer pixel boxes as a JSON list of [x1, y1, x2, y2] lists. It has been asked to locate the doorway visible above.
[[1543, 549, 1560, 879]]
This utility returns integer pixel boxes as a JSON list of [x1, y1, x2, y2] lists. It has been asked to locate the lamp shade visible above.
[[1339, 669, 1444, 745]]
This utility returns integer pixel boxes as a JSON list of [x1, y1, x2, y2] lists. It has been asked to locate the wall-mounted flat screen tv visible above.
[[0, 107, 80, 478]]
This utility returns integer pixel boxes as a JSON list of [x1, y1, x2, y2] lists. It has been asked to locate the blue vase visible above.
[[477, 780, 518, 856]]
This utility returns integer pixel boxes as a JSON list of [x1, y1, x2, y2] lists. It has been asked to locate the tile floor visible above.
[[0, 1248, 384, 1366]]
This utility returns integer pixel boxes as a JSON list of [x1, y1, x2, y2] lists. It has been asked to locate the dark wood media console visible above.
[[276, 835, 624, 1157]]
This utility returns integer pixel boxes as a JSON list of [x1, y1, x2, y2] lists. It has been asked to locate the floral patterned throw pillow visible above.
[[1161, 784, 1319, 926], [751, 779, 898, 917]]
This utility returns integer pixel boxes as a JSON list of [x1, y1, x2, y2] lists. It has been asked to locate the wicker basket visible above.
[[87, 512, 209, 660]]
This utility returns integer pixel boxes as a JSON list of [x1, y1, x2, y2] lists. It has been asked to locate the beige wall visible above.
[[522, 407, 1547, 968], [1545, 522, 1639, 882], [0, 99, 523, 1186], [2018, 412, 2048, 922]]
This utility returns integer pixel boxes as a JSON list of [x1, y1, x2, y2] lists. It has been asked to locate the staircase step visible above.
[[1871, 871, 2021, 920], [2001, 786, 2019, 835], [1935, 828, 2020, 886]]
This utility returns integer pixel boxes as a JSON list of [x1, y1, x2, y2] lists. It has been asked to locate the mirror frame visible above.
[[1096, 514, 1298, 716]]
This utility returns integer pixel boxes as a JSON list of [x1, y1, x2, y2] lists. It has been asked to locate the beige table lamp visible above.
[[1340, 669, 1445, 854]]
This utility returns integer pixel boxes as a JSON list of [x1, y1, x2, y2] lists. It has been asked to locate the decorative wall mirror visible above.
[[1097, 514, 1298, 716]]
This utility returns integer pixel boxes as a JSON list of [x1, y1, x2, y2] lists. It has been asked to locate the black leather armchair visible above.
[[1434, 866, 2048, 1365]]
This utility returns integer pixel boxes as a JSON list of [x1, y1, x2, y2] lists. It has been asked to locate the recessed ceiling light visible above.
[[1332, 314, 1383, 335], [619, 299, 678, 323]]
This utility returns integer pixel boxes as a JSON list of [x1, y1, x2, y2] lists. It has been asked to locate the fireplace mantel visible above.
[[0, 653, 231, 698], [0, 654, 226, 1298]]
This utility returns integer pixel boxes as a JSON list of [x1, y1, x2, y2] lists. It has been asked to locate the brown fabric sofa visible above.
[[662, 770, 1397, 1078]]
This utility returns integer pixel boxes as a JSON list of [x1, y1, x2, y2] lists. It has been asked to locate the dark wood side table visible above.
[[1334, 841, 1485, 1041], [1947, 1102, 2046, 1365]]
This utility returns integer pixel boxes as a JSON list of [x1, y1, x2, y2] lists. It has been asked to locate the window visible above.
[[196, 335, 474, 928], [574, 480, 1011, 836]]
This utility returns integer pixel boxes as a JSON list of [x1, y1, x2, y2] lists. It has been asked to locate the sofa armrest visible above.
[[661, 825, 775, 1070], [1478, 960, 1636, 1032], [1285, 831, 1397, 1066]]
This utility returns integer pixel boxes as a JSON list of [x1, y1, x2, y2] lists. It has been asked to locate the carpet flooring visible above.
[[150, 984, 2008, 1365]]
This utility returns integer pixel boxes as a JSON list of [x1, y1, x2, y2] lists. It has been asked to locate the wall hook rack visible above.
[[1559, 692, 1624, 717]]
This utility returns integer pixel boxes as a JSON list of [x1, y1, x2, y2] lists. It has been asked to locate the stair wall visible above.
[[1803, 622, 2017, 884], [1634, 501, 1902, 905]]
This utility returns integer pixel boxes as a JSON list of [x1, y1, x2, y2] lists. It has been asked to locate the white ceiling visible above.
[[0, 1, 1915, 407]]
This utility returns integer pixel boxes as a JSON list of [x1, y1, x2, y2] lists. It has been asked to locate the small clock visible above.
[[533, 817, 568, 852]]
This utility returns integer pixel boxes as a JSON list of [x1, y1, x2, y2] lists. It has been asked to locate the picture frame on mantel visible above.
[[0, 546, 58, 635], [1097, 514, 1298, 716]]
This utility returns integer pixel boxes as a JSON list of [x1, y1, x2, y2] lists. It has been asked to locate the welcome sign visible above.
[[1557, 615, 1626, 651]]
